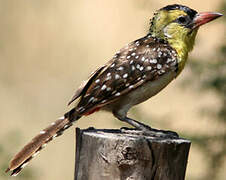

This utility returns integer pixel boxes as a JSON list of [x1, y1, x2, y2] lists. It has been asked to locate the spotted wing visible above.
[[75, 35, 178, 115], [68, 65, 107, 105]]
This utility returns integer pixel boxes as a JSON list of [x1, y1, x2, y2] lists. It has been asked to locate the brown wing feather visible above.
[[68, 65, 107, 105], [74, 35, 178, 115]]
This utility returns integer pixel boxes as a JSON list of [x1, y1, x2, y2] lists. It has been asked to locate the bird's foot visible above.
[[145, 127, 179, 138], [118, 116, 179, 138], [121, 126, 179, 139]]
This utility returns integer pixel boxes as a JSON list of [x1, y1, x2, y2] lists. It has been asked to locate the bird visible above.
[[6, 4, 222, 176]]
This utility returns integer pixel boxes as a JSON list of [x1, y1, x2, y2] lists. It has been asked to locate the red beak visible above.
[[192, 12, 223, 29]]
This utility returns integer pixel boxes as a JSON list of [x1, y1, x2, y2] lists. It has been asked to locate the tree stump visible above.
[[74, 127, 191, 180]]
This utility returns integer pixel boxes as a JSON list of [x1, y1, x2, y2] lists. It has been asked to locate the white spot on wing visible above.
[[101, 99, 107, 103], [161, 69, 166, 73], [150, 59, 157, 64], [129, 85, 134, 89], [112, 90, 117, 95], [167, 58, 172, 63], [146, 66, 152, 71], [139, 66, 144, 71], [40, 131, 46, 134], [158, 52, 162, 57], [123, 73, 128, 79], [115, 92, 121, 96], [95, 79, 100, 83], [58, 116, 64, 120], [77, 106, 85, 112], [157, 64, 162, 69], [101, 85, 107, 90], [117, 66, 124, 71], [88, 97, 94, 102], [115, 74, 120, 80], [52, 134, 57, 138], [105, 76, 111, 80]]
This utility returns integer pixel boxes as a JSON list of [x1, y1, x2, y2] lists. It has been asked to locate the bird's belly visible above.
[[103, 71, 176, 116], [118, 71, 176, 109], [126, 72, 176, 106]]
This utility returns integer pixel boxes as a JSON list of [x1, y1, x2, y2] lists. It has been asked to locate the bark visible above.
[[74, 127, 190, 180]]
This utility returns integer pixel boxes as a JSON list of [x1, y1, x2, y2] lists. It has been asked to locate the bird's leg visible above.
[[117, 116, 152, 131], [116, 115, 179, 138]]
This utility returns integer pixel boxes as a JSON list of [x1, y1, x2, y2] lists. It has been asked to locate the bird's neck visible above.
[[167, 38, 189, 75], [150, 29, 198, 75]]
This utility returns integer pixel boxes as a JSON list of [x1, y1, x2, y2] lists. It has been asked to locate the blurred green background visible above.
[[0, 0, 225, 179]]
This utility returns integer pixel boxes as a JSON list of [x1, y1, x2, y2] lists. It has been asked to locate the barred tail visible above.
[[5, 113, 80, 176]]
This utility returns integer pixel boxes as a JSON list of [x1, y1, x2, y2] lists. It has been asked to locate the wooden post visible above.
[[74, 127, 191, 180]]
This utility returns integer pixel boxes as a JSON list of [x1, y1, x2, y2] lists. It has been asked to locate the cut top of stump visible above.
[[81, 128, 190, 144]]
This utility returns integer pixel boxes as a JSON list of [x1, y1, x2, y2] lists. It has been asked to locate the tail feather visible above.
[[6, 115, 80, 176]]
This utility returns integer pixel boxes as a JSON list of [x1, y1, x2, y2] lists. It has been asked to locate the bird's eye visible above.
[[178, 16, 187, 24]]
